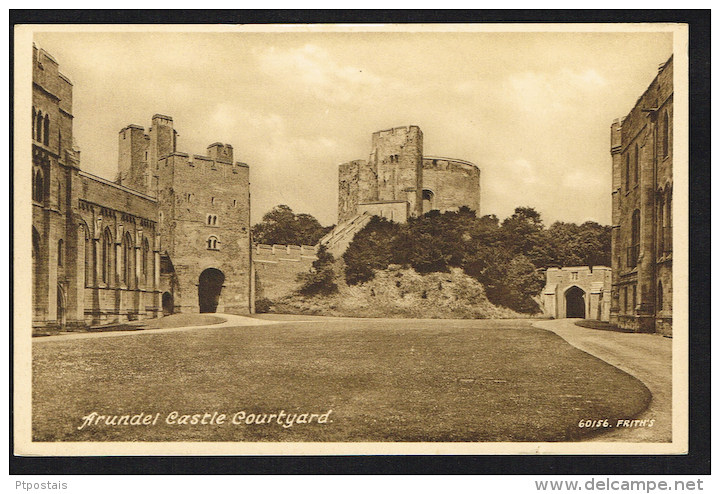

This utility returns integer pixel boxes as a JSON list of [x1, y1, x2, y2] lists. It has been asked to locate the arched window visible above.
[[422, 189, 435, 214], [207, 236, 219, 250], [102, 228, 113, 285], [32, 168, 44, 203], [32, 228, 41, 299], [122, 232, 134, 287], [142, 237, 150, 286], [657, 192, 665, 255], [624, 152, 630, 191], [57, 239, 64, 267], [43, 114, 50, 146], [661, 110, 669, 158], [633, 144, 639, 185], [85, 229, 92, 287], [207, 214, 218, 226], [35, 110, 43, 142], [628, 209, 640, 268], [32, 107, 36, 139], [657, 281, 664, 311]]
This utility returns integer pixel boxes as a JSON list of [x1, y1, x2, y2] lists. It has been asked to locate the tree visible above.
[[343, 216, 400, 285], [252, 205, 332, 246], [297, 244, 338, 296], [530, 221, 612, 269], [500, 206, 544, 255]]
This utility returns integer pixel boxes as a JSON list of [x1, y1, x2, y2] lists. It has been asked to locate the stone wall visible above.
[[421, 156, 481, 214], [610, 56, 673, 335], [253, 244, 317, 301]]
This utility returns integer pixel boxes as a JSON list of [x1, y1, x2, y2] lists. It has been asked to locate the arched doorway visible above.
[[162, 292, 174, 316], [422, 189, 435, 214], [56, 284, 66, 328], [565, 286, 586, 318], [198, 268, 225, 313]]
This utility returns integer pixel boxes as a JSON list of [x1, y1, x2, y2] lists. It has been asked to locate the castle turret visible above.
[[149, 114, 176, 165], [207, 143, 234, 164], [370, 125, 423, 218], [117, 124, 150, 193]]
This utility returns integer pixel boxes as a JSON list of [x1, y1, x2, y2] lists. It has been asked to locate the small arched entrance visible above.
[[422, 189, 435, 214], [162, 292, 174, 316], [565, 286, 586, 318], [198, 268, 225, 313]]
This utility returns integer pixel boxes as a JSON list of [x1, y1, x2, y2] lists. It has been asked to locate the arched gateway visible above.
[[565, 286, 586, 318], [198, 268, 225, 313]]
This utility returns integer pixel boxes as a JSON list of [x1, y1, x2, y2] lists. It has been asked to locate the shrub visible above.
[[297, 245, 339, 296], [255, 298, 273, 313], [343, 216, 400, 285]]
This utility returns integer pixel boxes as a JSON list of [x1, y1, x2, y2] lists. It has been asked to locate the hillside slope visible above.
[[271, 264, 524, 319]]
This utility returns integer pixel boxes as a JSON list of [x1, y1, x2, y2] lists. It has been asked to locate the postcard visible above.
[[14, 22, 689, 456]]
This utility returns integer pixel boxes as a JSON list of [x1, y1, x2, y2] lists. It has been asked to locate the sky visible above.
[[30, 26, 675, 227]]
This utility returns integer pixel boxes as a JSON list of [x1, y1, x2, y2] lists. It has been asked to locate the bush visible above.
[[343, 216, 400, 285], [254, 298, 273, 314], [297, 245, 339, 296]]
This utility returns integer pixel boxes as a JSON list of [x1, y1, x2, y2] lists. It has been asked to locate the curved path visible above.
[[533, 319, 673, 442]]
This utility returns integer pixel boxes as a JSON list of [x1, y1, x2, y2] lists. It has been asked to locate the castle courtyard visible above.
[[32, 315, 669, 444]]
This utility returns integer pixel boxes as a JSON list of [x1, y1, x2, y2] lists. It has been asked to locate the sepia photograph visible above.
[[14, 21, 689, 457]]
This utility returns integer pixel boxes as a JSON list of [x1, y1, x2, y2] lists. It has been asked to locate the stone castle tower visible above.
[[327, 125, 480, 256], [371, 125, 424, 217], [118, 115, 252, 315]]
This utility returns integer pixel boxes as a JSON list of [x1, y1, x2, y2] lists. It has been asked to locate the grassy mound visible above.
[[273, 265, 523, 319]]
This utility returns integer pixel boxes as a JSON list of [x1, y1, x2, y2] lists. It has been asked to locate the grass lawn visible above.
[[32, 318, 650, 442]]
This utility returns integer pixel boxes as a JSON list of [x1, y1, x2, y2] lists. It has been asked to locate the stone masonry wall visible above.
[[422, 157, 481, 214], [610, 56, 673, 334], [157, 150, 252, 314], [370, 126, 423, 217], [253, 244, 317, 301]]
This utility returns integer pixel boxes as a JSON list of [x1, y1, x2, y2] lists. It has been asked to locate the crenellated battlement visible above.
[[118, 115, 249, 195]]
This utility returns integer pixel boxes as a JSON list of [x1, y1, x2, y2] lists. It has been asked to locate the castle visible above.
[[610, 56, 673, 335], [323, 126, 481, 256], [31, 46, 252, 331]]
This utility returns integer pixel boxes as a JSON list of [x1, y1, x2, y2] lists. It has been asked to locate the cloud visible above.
[[508, 67, 609, 115], [255, 43, 398, 105]]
